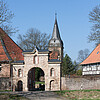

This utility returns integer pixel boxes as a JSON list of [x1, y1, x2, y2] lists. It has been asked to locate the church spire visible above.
[[55, 13, 57, 23], [49, 14, 63, 47], [52, 13, 61, 41], [48, 15, 63, 61]]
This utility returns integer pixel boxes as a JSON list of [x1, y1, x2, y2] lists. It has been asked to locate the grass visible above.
[[0, 93, 29, 100], [0, 90, 11, 92], [55, 89, 100, 100], [35, 81, 45, 85]]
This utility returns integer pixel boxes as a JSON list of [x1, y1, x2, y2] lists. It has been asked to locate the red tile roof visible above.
[[0, 28, 24, 61], [49, 51, 58, 59], [0, 40, 9, 61], [81, 44, 100, 65]]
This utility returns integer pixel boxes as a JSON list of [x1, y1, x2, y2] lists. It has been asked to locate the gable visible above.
[[0, 28, 24, 61]]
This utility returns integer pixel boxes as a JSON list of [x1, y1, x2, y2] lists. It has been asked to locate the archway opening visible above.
[[50, 80, 54, 91], [17, 80, 23, 91], [28, 67, 45, 91]]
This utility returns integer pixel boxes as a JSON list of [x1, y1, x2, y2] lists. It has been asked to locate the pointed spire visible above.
[[52, 13, 61, 40], [55, 13, 57, 24]]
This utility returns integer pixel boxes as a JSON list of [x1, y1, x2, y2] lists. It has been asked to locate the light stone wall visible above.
[[12, 65, 24, 90], [13, 50, 61, 91], [48, 63, 61, 91], [23, 53, 49, 91], [61, 76, 100, 90]]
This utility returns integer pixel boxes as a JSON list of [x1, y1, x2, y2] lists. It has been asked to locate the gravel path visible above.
[[0, 91, 68, 100]]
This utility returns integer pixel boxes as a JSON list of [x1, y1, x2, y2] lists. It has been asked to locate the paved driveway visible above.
[[13, 91, 68, 100]]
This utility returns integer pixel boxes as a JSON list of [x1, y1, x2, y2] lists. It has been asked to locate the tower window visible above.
[[18, 69, 22, 77], [50, 68, 55, 77]]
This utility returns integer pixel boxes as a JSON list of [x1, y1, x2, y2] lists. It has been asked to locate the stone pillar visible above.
[[23, 75, 28, 91], [45, 73, 49, 91]]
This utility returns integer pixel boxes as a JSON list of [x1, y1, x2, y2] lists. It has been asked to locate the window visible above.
[[92, 66, 96, 71], [50, 68, 55, 77], [18, 69, 22, 77], [0, 64, 2, 72], [9, 81, 11, 87], [34, 55, 38, 64]]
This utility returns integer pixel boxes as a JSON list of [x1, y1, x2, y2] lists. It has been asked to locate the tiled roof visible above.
[[0, 28, 24, 62], [0, 40, 9, 61], [39, 49, 49, 52], [81, 44, 100, 65], [49, 51, 58, 59]]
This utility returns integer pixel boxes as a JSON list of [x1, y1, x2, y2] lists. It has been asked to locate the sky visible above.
[[6, 0, 100, 61]]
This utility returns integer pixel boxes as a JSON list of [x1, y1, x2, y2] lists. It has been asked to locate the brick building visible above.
[[0, 28, 24, 90], [0, 17, 63, 91]]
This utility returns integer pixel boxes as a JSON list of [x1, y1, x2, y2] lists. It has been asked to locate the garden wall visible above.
[[61, 75, 100, 90]]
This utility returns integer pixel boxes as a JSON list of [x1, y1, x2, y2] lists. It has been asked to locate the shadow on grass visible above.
[[0, 93, 29, 100]]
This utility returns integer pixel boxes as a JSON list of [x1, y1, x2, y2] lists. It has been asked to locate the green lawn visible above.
[[56, 89, 100, 100], [0, 93, 29, 100], [35, 81, 45, 85]]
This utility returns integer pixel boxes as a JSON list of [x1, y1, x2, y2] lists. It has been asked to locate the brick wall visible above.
[[0, 64, 10, 77], [61, 75, 100, 90]]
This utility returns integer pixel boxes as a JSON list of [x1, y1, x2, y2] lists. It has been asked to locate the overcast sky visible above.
[[7, 0, 100, 61]]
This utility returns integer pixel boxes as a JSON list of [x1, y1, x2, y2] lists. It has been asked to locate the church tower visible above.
[[48, 15, 63, 62]]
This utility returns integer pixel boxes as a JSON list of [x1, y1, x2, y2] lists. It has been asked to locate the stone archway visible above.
[[28, 67, 45, 91], [17, 80, 23, 91]]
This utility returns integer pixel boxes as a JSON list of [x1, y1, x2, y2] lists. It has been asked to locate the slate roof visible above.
[[48, 59, 61, 62], [81, 44, 100, 65], [0, 28, 24, 62], [12, 60, 24, 64], [48, 16, 63, 47], [23, 48, 49, 53]]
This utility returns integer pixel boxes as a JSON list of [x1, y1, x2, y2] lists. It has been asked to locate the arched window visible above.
[[34, 55, 38, 64], [18, 69, 22, 77], [17, 80, 23, 91], [50, 80, 54, 90], [50, 68, 55, 77]]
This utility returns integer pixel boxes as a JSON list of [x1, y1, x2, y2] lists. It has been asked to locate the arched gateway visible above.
[[28, 67, 45, 91], [12, 17, 63, 91]]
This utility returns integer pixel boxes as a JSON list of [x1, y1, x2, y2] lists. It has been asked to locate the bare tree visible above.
[[77, 49, 90, 63], [88, 5, 100, 45], [0, 0, 17, 35], [18, 28, 50, 50]]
